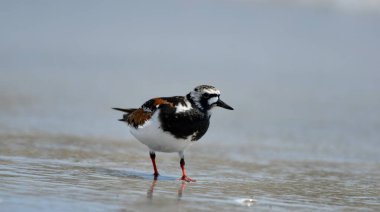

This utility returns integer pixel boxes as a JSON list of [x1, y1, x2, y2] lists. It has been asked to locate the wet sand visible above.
[[1, 133, 379, 211]]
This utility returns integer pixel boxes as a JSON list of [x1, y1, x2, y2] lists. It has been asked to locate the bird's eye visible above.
[[203, 93, 210, 98]]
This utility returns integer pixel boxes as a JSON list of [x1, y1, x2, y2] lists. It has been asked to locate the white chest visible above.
[[128, 110, 193, 153]]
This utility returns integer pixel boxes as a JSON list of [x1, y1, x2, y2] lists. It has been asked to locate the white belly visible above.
[[128, 110, 193, 153]]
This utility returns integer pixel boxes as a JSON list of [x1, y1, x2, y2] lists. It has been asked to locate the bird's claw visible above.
[[180, 175, 196, 182]]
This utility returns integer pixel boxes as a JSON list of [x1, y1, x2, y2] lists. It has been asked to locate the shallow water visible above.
[[1, 0, 380, 211], [1, 133, 380, 211]]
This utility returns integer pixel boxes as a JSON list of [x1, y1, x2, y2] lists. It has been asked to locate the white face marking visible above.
[[203, 89, 220, 95], [208, 96, 219, 106], [189, 86, 221, 110]]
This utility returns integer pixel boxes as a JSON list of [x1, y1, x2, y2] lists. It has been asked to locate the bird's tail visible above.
[[112, 107, 136, 113], [112, 107, 137, 121]]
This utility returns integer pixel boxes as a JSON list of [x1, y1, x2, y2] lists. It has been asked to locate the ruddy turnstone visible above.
[[113, 85, 233, 182]]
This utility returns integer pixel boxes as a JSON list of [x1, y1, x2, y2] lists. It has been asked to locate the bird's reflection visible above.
[[147, 179, 157, 199], [147, 178, 187, 200], [177, 181, 187, 199]]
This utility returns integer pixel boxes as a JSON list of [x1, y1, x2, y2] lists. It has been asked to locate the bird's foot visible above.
[[180, 175, 196, 182], [153, 172, 159, 180]]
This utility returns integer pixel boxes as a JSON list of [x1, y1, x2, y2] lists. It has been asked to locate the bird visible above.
[[113, 85, 233, 182]]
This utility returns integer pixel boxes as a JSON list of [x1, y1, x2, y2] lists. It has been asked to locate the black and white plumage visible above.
[[113, 85, 233, 182]]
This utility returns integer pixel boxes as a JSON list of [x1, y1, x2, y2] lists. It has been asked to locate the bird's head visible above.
[[187, 85, 234, 113]]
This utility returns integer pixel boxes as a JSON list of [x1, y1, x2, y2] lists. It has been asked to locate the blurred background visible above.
[[1, 1, 380, 210], [1, 0, 379, 162]]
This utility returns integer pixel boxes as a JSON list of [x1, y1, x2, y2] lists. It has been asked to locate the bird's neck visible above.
[[186, 93, 211, 118]]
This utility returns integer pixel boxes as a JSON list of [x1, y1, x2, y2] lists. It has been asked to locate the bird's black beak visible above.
[[216, 99, 234, 110]]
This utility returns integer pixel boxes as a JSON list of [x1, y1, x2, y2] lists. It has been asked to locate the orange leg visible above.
[[149, 151, 159, 178], [179, 155, 196, 182]]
